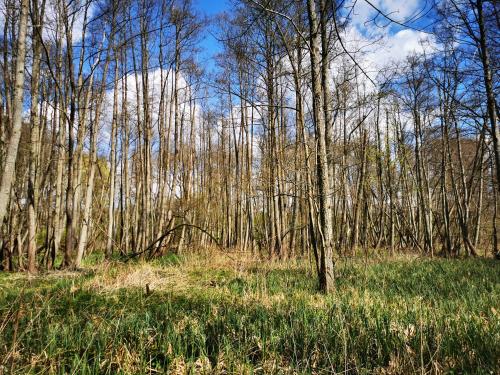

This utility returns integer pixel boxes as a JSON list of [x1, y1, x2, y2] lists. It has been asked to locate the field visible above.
[[0, 252, 498, 374]]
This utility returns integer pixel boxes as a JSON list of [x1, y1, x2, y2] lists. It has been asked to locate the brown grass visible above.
[[85, 262, 189, 293]]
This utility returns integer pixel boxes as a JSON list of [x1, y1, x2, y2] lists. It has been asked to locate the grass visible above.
[[0, 252, 498, 374]]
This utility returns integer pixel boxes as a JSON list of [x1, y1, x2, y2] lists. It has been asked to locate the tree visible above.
[[0, 0, 29, 227]]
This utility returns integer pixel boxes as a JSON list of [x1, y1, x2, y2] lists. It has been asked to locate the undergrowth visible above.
[[0, 252, 498, 374]]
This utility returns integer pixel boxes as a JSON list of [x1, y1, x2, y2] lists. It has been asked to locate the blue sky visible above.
[[195, 0, 230, 14], [194, 0, 231, 71], [190, 0, 434, 74]]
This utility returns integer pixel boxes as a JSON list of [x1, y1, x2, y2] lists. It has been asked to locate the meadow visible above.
[[0, 252, 498, 374]]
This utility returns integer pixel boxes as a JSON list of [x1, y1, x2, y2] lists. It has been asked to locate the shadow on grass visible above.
[[335, 257, 500, 300], [0, 258, 498, 374]]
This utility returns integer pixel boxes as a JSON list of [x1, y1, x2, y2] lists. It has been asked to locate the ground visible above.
[[0, 251, 498, 374]]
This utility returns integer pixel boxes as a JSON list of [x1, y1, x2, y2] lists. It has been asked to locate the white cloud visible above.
[[0, 0, 96, 44], [365, 29, 437, 69], [350, 0, 422, 31], [338, 3, 438, 89], [98, 67, 196, 152], [42, 0, 97, 43]]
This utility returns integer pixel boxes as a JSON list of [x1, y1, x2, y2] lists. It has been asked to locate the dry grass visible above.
[[84, 248, 261, 294], [86, 262, 188, 294], [0, 252, 498, 374]]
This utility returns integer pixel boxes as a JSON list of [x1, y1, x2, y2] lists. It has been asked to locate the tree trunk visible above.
[[307, 0, 335, 292], [477, 0, 500, 192], [0, 0, 29, 225]]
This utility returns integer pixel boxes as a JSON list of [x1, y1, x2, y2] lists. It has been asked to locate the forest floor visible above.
[[0, 251, 498, 374]]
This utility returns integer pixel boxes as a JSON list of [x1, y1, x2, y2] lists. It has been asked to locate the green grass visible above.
[[0, 254, 498, 374]]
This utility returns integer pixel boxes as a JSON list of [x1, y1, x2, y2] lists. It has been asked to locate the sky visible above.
[[195, 0, 231, 16], [190, 0, 436, 75], [0, 0, 435, 75], [193, 0, 231, 71], [26, 0, 437, 152]]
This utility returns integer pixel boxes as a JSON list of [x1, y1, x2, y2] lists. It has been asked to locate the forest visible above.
[[0, 0, 498, 373]]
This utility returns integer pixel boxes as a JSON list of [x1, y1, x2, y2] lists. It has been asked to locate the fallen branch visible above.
[[124, 223, 222, 261]]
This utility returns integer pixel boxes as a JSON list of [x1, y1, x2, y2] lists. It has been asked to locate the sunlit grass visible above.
[[0, 252, 498, 374]]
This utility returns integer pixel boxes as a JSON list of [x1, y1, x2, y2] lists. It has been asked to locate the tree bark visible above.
[[307, 0, 335, 292], [0, 0, 29, 225]]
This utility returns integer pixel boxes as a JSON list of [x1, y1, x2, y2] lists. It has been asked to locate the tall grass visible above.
[[0, 254, 498, 374]]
